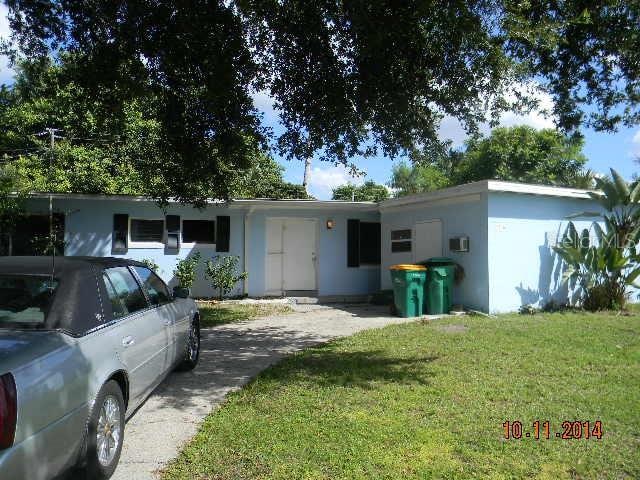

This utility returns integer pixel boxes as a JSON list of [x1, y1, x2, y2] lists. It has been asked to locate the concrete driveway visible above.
[[111, 304, 418, 480]]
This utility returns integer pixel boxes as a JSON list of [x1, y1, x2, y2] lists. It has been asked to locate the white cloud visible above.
[[438, 83, 556, 147], [307, 164, 364, 200], [0, 4, 14, 85]]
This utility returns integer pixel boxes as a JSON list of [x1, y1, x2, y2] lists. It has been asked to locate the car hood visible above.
[[0, 330, 71, 375]]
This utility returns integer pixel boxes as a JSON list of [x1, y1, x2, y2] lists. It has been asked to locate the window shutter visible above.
[[112, 214, 129, 253], [216, 216, 230, 252], [347, 219, 360, 267], [166, 215, 181, 250]]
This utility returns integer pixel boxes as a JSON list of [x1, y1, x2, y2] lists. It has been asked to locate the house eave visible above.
[[23, 192, 378, 211]]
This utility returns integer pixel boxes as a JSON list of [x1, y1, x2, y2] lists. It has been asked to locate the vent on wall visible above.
[[449, 236, 469, 252]]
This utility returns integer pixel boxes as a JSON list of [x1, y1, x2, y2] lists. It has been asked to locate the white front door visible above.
[[266, 218, 317, 294], [414, 220, 443, 262]]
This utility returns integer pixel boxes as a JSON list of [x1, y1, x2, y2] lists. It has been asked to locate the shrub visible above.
[[553, 169, 640, 311], [519, 304, 537, 315], [140, 258, 160, 273], [205, 255, 248, 300], [174, 253, 201, 289]]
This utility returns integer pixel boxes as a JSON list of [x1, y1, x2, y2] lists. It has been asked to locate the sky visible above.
[[1, 5, 639, 200]]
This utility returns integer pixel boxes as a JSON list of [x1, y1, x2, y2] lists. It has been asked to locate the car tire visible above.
[[177, 316, 200, 371], [81, 380, 125, 480]]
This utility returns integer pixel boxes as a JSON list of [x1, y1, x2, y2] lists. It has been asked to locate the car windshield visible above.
[[0, 275, 58, 328]]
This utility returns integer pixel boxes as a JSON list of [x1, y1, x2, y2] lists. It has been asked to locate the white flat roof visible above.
[[26, 180, 597, 212], [379, 180, 596, 210], [25, 192, 378, 211]]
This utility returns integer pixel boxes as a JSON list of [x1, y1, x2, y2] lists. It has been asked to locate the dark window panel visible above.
[[130, 219, 164, 243], [391, 240, 412, 252], [183, 220, 216, 244], [391, 229, 412, 240]]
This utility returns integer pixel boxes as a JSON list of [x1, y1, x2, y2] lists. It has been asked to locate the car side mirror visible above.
[[173, 286, 190, 299]]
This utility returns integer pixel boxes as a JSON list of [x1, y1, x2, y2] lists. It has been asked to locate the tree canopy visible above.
[[0, 58, 308, 202], [389, 162, 451, 198], [452, 126, 588, 186], [389, 125, 592, 197], [1, 1, 638, 202], [332, 180, 389, 202]]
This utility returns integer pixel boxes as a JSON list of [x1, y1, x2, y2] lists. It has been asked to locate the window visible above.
[[183, 220, 215, 244], [1, 214, 65, 256], [132, 266, 171, 306], [0, 275, 58, 327], [103, 267, 148, 315], [359, 222, 381, 264], [347, 219, 381, 267], [103, 274, 128, 319], [130, 219, 164, 244], [391, 229, 412, 253]]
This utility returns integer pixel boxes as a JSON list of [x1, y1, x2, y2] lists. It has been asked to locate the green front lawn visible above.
[[164, 311, 640, 479], [197, 302, 293, 328]]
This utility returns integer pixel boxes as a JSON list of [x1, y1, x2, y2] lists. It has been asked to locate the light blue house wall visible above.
[[24, 197, 245, 297], [246, 209, 380, 297], [380, 193, 489, 311], [18, 181, 623, 312], [487, 192, 605, 313], [22, 196, 379, 299]]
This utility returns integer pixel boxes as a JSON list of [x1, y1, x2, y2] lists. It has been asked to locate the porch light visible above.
[[326, 219, 335, 229]]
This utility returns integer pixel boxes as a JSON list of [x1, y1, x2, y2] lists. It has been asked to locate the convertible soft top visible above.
[[0, 256, 146, 336]]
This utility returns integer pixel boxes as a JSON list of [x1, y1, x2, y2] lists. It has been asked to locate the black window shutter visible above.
[[166, 215, 181, 250], [347, 219, 361, 267], [216, 216, 230, 252], [112, 214, 129, 253]]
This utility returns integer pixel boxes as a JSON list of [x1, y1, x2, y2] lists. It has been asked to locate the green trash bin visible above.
[[389, 264, 427, 318], [423, 257, 456, 314]]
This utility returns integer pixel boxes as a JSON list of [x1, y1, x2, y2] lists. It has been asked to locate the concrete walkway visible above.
[[111, 304, 418, 480]]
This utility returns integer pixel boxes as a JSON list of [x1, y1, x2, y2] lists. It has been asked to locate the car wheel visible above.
[[82, 380, 125, 479], [177, 317, 200, 371]]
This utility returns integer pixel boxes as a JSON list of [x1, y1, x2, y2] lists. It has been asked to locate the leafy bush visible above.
[[173, 253, 201, 289], [553, 169, 640, 311], [140, 258, 160, 273], [205, 255, 248, 300], [518, 304, 537, 315]]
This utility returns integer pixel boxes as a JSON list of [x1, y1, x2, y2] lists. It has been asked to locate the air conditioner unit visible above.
[[449, 236, 469, 252]]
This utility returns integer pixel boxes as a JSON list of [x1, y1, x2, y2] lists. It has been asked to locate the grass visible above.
[[163, 311, 640, 479], [197, 302, 293, 328]]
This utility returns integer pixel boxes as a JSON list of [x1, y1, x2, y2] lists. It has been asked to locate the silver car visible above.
[[0, 257, 201, 479]]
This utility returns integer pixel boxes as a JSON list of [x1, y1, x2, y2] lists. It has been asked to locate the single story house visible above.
[[2, 180, 609, 313]]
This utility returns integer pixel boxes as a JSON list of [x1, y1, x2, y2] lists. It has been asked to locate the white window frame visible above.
[[180, 219, 217, 248], [128, 217, 165, 249]]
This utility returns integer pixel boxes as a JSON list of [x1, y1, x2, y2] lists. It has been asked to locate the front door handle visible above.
[[122, 336, 135, 347]]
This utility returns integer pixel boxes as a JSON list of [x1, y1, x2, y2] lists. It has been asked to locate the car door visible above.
[[102, 267, 163, 402], [130, 266, 179, 373]]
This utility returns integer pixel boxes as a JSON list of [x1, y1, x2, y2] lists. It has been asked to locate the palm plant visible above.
[[587, 169, 640, 246], [554, 169, 640, 310]]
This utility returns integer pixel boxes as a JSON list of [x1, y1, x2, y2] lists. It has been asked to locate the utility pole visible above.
[[302, 157, 311, 195], [38, 128, 61, 285]]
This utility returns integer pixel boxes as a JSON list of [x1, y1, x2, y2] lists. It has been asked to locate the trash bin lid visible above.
[[389, 264, 427, 271], [423, 257, 455, 266]]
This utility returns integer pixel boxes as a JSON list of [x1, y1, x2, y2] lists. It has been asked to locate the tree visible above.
[[453, 126, 588, 186], [228, 152, 310, 199], [389, 162, 450, 197], [3, 2, 638, 203], [332, 181, 389, 202], [0, 59, 308, 200]]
